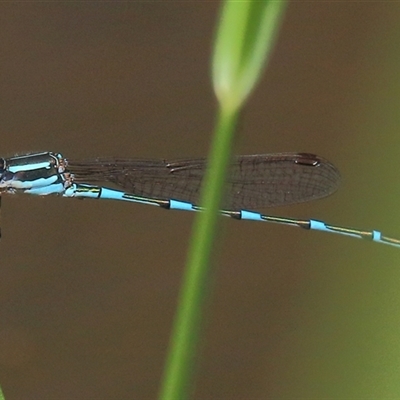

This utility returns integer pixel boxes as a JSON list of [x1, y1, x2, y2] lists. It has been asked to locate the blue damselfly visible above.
[[0, 151, 398, 248]]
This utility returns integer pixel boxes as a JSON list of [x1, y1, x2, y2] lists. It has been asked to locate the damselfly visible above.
[[0, 151, 398, 248]]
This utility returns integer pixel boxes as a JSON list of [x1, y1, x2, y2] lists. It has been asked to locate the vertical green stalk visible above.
[[159, 2, 287, 399], [159, 105, 239, 399]]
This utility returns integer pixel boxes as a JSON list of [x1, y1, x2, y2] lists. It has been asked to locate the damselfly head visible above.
[[0, 169, 15, 192]]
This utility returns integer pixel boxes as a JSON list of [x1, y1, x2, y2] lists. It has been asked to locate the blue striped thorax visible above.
[[0, 152, 72, 195]]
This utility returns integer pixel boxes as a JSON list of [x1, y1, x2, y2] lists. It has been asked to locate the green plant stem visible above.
[[159, 106, 238, 400], [159, 2, 287, 398]]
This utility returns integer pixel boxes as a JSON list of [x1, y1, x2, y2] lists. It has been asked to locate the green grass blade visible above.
[[213, 0, 288, 112], [159, 2, 288, 399], [159, 106, 238, 400]]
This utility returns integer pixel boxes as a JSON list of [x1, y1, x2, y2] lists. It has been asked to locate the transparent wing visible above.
[[68, 153, 341, 209]]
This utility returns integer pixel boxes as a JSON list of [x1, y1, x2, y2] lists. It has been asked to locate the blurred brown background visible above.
[[0, 3, 400, 399]]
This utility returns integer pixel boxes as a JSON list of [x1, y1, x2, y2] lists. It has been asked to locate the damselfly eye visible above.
[[0, 171, 14, 187]]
